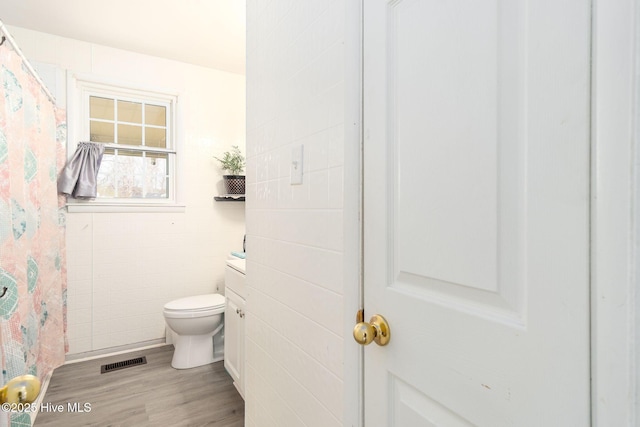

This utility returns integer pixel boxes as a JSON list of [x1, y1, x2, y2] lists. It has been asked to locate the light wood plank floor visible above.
[[34, 345, 244, 427]]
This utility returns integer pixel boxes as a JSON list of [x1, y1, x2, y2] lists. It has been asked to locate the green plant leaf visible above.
[[214, 145, 245, 175]]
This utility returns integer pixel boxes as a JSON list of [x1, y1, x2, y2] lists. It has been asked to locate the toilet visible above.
[[163, 293, 226, 369]]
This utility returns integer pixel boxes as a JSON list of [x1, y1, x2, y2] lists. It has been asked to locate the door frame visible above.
[[343, 1, 365, 426], [342, 0, 639, 426], [590, 0, 639, 425]]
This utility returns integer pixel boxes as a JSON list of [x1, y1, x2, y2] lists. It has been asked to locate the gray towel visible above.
[[58, 142, 105, 199]]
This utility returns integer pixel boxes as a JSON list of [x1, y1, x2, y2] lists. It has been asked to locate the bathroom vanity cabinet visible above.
[[224, 259, 246, 399]]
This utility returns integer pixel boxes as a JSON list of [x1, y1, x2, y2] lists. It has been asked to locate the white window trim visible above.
[[66, 72, 185, 212]]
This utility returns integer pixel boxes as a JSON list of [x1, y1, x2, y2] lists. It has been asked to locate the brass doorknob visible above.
[[353, 314, 390, 346], [0, 375, 41, 404]]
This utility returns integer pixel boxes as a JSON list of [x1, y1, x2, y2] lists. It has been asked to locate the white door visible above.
[[361, 1, 591, 426]]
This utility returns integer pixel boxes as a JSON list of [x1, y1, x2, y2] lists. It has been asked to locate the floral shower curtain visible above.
[[0, 33, 67, 426]]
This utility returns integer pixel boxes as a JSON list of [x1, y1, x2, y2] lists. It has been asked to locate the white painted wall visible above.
[[6, 25, 246, 355], [244, 1, 351, 425]]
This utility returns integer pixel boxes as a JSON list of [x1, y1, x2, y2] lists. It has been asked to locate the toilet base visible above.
[[171, 333, 221, 369]]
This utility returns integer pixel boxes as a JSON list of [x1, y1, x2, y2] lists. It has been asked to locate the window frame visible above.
[[66, 74, 183, 212]]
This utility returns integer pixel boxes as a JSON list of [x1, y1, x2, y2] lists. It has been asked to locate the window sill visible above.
[[65, 203, 186, 213]]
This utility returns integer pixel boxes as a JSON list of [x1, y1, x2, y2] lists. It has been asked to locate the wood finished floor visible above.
[[34, 345, 244, 427]]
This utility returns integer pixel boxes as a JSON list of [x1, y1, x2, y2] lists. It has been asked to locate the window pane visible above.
[[145, 127, 166, 148], [145, 153, 168, 198], [145, 104, 166, 126], [118, 100, 142, 124], [83, 86, 174, 202], [90, 96, 114, 120], [96, 148, 115, 197], [90, 120, 114, 143], [118, 124, 142, 145], [96, 149, 172, 200], [116, 150, 143, 198]]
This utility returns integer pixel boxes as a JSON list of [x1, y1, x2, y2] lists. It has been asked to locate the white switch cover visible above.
[[291, 145, 303, 185]]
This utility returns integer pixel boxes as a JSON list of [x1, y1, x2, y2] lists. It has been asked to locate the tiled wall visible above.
[[8, 25, 246, 355], [245, 1, 348, 426]]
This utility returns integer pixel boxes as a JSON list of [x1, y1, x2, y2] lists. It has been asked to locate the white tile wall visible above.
[[245, 1, 347, 425], [8, 25, 247, 355]]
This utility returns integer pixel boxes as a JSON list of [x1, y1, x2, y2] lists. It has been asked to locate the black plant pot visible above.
[[223, 175, 245, 195]]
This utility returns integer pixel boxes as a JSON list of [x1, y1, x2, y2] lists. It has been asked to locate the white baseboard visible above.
[[64, 339, 167, 364]]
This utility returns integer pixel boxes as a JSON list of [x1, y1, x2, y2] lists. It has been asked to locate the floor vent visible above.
[[100, 356, 147, 374]]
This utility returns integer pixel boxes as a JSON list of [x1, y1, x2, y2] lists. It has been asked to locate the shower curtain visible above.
[[0, 32, 67, 426]]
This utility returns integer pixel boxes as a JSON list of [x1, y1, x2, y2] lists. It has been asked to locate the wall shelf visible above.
[[214, 195, 245, 202]]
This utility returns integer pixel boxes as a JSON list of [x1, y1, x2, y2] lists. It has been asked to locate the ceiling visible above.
[[0, 0, 246, 74]]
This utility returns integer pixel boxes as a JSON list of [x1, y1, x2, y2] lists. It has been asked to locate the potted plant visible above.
[[214, 145, 246, 194]]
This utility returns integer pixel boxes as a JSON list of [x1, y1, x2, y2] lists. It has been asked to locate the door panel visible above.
[[391, 376, 475, 427], [392, 0, 524, 320], [363, 0, 591, 425], [395, 0, 501, 294]]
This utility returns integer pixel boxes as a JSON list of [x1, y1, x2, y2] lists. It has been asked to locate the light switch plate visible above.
[[291, 145, 303, 185]]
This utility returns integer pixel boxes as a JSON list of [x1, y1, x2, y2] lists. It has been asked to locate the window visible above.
[[69, 76, 180, 209]]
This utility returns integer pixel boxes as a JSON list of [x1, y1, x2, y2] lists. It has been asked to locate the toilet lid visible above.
[[164, 294, 225, 312]]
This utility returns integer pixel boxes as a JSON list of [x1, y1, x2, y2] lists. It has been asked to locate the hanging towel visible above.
[[58, 141, 105, 198]]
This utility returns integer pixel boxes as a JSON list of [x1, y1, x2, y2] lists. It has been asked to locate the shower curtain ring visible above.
[[0, 287, 7, 298], [0, 36, 5, 47]]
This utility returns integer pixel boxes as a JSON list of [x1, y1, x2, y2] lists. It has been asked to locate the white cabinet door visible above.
[[362, 1, 591, 425], [224, 289, 245, 399], [237, 294, 245, 398]]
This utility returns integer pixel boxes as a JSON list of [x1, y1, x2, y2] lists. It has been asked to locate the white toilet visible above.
[[163, 293, 226, 369]]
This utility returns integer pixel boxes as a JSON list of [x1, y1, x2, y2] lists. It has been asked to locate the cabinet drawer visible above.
[[225, 265, 245, 298]]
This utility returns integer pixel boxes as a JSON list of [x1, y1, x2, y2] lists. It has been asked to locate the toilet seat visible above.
[[163, 294, 225, 318]]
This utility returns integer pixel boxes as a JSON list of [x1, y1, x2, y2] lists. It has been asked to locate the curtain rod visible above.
[[0, 19, 56, 105]]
